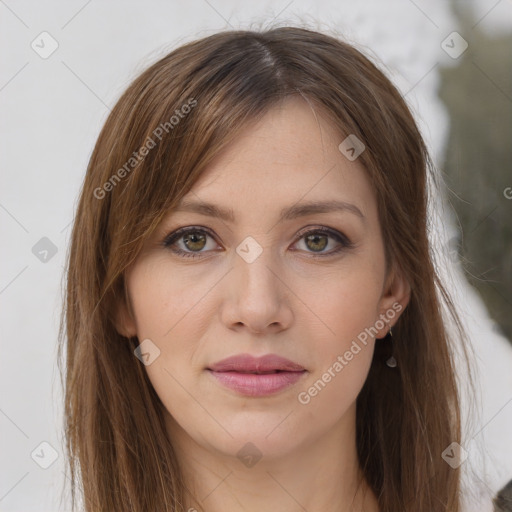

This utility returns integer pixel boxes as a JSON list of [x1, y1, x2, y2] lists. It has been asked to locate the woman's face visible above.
[[119, 96, 409, 463]]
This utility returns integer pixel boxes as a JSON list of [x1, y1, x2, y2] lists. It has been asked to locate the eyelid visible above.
[[162, 225, 218, 247], [293, 225, 353, 248]]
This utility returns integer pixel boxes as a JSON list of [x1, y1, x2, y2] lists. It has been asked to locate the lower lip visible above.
[[208, 370, 306, 397]]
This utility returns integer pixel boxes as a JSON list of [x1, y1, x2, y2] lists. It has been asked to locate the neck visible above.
[[165, 404, 379, 512]]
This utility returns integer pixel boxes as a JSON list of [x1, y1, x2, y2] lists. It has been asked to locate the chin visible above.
[[209, 417, 310, 462]]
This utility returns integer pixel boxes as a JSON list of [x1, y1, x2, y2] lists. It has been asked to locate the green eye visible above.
[[163, 227, 217, 259], [293, 227, 353, 257]]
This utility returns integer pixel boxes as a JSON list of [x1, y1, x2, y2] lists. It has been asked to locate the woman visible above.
[[59, 26, 471, 511]]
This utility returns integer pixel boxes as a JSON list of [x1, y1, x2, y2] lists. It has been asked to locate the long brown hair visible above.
[[59, 25, 470, 511]]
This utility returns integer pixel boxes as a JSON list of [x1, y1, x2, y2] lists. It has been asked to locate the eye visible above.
[[163, 225, 354, 260], [292, 226, 354, 257], [162, 227, 220, 259]]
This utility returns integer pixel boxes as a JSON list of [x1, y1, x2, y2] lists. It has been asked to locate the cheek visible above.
[[125, 255, 217, 381], [126, 257, 213, 340], [294, 293, 377, 424], [298, 258, 384, 348], [125, 263, 209, 434], [293, 259, 383, 406]]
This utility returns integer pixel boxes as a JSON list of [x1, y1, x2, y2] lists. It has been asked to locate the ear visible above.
[[113, 288, 138, 338], [375, 265, 411, 339]]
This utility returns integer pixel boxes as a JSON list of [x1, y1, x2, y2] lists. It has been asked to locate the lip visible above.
[[207, 353, 307, 397]]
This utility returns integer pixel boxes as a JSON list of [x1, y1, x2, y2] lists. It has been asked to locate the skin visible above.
[[117, 96, 410, 512]]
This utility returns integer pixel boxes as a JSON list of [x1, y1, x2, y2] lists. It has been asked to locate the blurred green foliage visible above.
[[438, 13, 512, 342]]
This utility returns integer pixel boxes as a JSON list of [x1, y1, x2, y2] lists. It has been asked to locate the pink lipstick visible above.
[[207, 353, 307, 397]]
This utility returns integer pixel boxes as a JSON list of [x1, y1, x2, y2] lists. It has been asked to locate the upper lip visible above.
[[207, 353, 305, 373]]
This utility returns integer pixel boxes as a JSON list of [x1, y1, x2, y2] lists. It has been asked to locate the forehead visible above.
[[179, 97, 377, 223]]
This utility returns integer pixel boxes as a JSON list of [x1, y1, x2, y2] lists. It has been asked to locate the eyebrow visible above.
[[173, 199, 366, 224]]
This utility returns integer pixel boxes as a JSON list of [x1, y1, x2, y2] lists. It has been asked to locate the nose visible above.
[[220, 245, 293, 335]]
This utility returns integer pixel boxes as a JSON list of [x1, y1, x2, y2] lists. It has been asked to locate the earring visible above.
[[385, 326, 397, 368]]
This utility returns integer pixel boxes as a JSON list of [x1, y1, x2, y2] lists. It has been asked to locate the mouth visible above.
[[206, 353, 307, 396]]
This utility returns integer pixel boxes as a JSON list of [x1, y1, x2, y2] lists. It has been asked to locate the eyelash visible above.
[[162, 225, 354, 260]]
